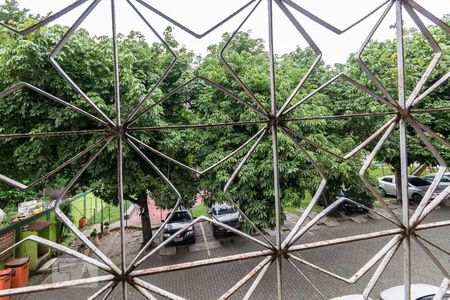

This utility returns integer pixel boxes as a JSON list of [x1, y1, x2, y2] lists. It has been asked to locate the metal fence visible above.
[[0, 0, 449, 299]]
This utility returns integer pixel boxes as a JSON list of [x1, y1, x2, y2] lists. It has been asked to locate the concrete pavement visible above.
[[16, 205, 450, 300]]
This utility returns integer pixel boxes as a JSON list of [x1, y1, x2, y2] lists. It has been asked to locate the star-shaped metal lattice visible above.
[[0, 0, 449, 299]]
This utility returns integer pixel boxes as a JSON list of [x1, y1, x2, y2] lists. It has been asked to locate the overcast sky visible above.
[[4, 0, 449, 64]]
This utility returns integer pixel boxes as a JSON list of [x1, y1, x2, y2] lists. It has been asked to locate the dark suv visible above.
[[162, 209, 196, 244], [209, 203, 243, 236]]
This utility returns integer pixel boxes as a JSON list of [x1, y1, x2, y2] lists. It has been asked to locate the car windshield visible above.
[[169, 211, 192, 223], [216, 206, 237, 215], [409, 177, 430, 186]]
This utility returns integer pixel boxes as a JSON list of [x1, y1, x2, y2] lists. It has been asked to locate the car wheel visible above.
[[412, 193, 422, 203], [379, 188, 387, 197]]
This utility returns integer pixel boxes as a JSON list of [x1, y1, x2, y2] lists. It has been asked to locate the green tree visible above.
[[180, 31, 374, 230], [0, 3, 196, 244], [334, 20, 450, 202]]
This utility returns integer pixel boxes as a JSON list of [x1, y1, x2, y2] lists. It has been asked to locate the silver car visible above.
[[378, 175, 445, 203], [422, 173, 450, 188]]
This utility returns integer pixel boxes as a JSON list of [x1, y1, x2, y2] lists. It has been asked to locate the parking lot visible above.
[[16, 204, 450, 300]]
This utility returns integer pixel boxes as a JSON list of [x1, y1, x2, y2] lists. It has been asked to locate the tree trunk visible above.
[[394, 165, 402, 203], [137, 193, 152, 248]]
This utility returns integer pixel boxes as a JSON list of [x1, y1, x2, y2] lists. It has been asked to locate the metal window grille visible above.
[[0, 0, 449, 299]]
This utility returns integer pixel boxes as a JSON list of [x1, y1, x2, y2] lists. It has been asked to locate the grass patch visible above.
[[368, 166, 392, 178], [192, 204, 208, 217], [283, 191, 323, 215], [283, 206, 302, 216], [70, 193, 132, 226]]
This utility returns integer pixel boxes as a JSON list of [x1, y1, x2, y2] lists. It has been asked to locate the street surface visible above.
[[15, 204, 450, 300]]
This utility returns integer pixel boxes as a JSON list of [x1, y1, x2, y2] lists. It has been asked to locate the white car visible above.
[[380, 284, 450, 300], [378, 175, 445, 203]]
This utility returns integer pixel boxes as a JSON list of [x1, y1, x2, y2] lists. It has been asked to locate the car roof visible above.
[[168, 208, 191, 213], [211, 203, 233, 209]]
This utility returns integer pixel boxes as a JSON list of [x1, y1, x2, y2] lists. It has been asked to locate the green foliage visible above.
[[0, 186, 38, 209], [0, 5, 197, 210], [0, 1, 447, 233], [192, 204, 208, 217], [337, 21, 450, 169]]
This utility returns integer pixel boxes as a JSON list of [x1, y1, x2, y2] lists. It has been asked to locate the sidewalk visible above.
[[125, 193, 204, 229]]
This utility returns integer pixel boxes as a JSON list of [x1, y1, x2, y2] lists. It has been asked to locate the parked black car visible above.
[[209, 203, 243, 236], [336, 190, 369, 214], [162, 209, 196, 244]]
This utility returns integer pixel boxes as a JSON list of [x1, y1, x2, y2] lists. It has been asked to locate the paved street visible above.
[[16, 204, 450, 300]]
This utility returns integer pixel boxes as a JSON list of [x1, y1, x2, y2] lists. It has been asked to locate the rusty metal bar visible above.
[[133, 278, 185, 300], [131, 249, 273, 277], [52, 137, 122, 274], [267, 0, 283, 298], [124, 0, 177, 126], [286, 257, 326, 300], [243, 257, 274, 300], [219, 0, 269, 117], [49, 0, 115, 126], [128, 125, 268, 176], [128, 120, 268, 132], [355, 0, 400, 109], [412, 235, 450, 278], [0, 0, 90, 36], [416, 235, 450, 257], [408, 118, 447, 228], [281, 0, 390, 34], [282, 72, 395, 117], [134, 215, 273, 269], [344, 117, 397, 160], [0, 82, 108, 126], [288, 233, 403, 285], [289, 228, 403, 252], [87, 282, 115, 300], [404, 3, 442, 108], [275, 0, 322, 116], [414, 118, 450, 149], [124, 136, 183, 272], [0, 275, 115, 297], [395, 2, 411, 299], [219, 256, 273, 300], [281, 127, 328, 248], [362, 237, 403, 298], [0, 136, 110, 191], [1, 1, 449, 299], [0, 235, 111, 273], [134, 0, 258, 39], [284, 108, 450, 123], [129, 75, 268, 125], [0, 129, 107, 139], [357, 119, 403, 227], [433, 278, 450, 300], [223, 126, 269, 191], [282, 125, 344, 160], [111, 1, 128, 298], [407, 0, 450, 33]]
